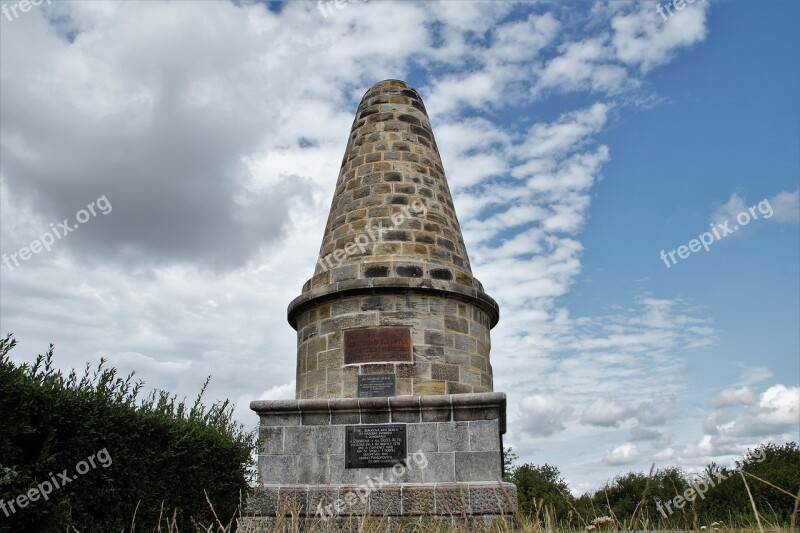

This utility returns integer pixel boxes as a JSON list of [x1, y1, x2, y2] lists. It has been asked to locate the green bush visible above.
[[696, 442, 800, 525], [508, 462, 577, 527], [0, 335, 255, 532], [506, 442, 799, 529]]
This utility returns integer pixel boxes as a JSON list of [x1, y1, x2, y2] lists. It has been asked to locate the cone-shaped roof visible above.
[[288, 80, 498, 328]]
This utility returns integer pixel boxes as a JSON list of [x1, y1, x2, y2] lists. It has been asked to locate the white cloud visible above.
[[710, 190, 799, 238], [711, 386, 756, 408], [534, 37, 631, 97], [259, 380, 296, 401], [770, 188, 800, 222], [636, 395, 676, 426], [653, 447, 675, 461], [603, 443, 640, 465], [746, 385, 800, 433], [518, 394, 574, 437], [581, 397, 633, 427], [611, 0, 709, 72]]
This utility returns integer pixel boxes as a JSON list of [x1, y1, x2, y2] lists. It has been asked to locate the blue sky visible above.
[[1, 0, 797, 493]]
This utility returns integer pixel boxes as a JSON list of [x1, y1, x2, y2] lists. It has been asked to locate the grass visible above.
[[118, 472, 799, 533]]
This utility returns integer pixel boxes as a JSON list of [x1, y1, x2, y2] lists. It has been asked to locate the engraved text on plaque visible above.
[[358, 374, 396, 397], [345, 424, 407, 468], [344, 327, 412, 364]]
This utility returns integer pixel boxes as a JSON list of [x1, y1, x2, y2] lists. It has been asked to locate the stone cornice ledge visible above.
[[286, 277, 500, 330], [250, 392, 507, 434]]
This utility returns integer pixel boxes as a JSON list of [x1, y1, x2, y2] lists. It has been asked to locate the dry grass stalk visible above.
[[741, 471, 765, 533]]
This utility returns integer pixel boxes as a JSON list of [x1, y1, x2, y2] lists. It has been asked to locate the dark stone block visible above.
[[384, 229, 411, 241], [437, 237, 455, 251], [397, 114, 421, 126], [445, 316, 469, 333], [431, 363, 460, 382], [361, 295, 392, 311], [388, 195, 409, 205], [430, 268, 453, 280], [396, 266, 422, 278], [363, 265, 390, 277], [384, 172, 403, 182], [410, 125, 432, 140]]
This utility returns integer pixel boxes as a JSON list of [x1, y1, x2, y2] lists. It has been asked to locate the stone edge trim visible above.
[[287, 278, 500, 330], [251, 392, 507, 434]]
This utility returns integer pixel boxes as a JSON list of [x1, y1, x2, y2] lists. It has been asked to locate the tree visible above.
[[698, 442, 800, 525], [509, 463, 576, 525], [502, 446, 518, 481]]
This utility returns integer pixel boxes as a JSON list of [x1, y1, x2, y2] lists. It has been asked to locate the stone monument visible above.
[[240, 80, 517, 531]]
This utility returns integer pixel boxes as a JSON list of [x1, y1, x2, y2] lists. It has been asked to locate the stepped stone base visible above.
[[238, 482, 518, 532], [241, 393, 517, 528]]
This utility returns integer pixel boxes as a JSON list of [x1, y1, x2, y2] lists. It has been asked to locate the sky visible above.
[[0, 0, 798, 494]]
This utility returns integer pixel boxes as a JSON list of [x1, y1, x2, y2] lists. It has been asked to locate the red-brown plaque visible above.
[[344, 327, 412, 364]]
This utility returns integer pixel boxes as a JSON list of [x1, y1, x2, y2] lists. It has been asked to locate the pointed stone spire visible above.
[[288, 80, 499, 400], [309, 79, 475, 287]]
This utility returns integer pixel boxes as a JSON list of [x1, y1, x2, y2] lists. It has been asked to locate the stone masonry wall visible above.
[[295, 293, 492, 400], [304, 80, 477, 293]]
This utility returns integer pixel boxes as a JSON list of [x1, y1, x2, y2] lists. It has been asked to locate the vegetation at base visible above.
[[2, 332, 797, 532], [0, 334, 255, 533], [505, 442, 800, 530]]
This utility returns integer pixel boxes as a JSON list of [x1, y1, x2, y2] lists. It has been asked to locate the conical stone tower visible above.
[[242, 80, 517, 531], [288, 79, 499, 400]]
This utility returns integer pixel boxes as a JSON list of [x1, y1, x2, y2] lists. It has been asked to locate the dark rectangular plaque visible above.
[[345, 424, 407, 468], [358, 374, 396, 398], [344, 327, 412, 364]]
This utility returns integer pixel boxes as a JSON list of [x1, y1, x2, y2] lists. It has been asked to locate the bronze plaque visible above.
[[344, 327, 412, 364], [346, 424, 407, 468], [358, 374, 396, 397]]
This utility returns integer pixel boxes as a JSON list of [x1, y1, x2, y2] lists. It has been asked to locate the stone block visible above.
[[469, 483, 516, 514], [277, 487, 309, 515], [402, 485, 434, 515], [245, 486, 280, 516], [438, 421, 469, 452], [314, 425, 344, 455], [369, 487, 402, 516], [421, 452, 455, 483], [435, 484, 469, 515], [284, 426, 315, 455], [330, 398, 360, 424], [260, 455, 298, 484], [407, 423, 438, 452], [469, 420, 500, 452], [259, 427, 284, 455], [296, 454, 332, 484], [308, 488, 339, 517], [420, 394, 451, 422], [454, 451, 501, 482], [414, 380, 446, 396], [260, 411, 301, 427], [300, 399, 331, 425]]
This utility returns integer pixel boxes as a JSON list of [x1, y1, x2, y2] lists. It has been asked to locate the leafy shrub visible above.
[[0, 335, 255, 532]]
